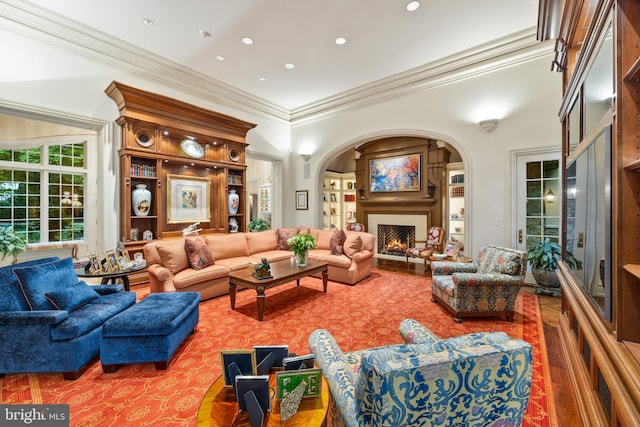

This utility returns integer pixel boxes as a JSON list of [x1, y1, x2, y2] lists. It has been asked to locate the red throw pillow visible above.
[[330, 229, 346, 255], [277, 228, 299, 250], [184, 237, 215, 270]]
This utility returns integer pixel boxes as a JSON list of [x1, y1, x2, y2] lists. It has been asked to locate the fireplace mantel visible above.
[[359, 199, 435, 208]]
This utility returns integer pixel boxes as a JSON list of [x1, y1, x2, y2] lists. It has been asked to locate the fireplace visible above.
[[378, 225, 414, 256], [368, 214, 428, 261]]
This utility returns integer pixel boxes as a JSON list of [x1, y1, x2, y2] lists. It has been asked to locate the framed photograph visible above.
[[275, 368, 323, 400], [295, 190, 308, 210], [130, 228, 139, 241], [88, 252, 102, 273], [445, 241, 459, 259], [220, 350, 257, 387], [118, 249, 131, 263], [104, 250, 119, 271], [167, 174, 211, 223], [369, 153, 421, 192]]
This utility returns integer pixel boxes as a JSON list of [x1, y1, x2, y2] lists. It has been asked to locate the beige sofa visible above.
[[143, 228, 375, 301]]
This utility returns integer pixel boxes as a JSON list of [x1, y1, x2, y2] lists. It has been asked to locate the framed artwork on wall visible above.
[[295, 190, 308, 210], [167, 174, 211, 223], [369, 154, 421, 192]]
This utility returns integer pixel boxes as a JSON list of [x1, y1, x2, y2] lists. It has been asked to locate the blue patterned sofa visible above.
[[0, 257, 136, 379], [309, 319, 532, 427], [431, 245, 527, 323]]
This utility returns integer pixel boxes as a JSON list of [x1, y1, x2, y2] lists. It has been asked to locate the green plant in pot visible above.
[[248, 218, 271, 232], [0, 225, 27, 263], [527, 237, 582, 297], [287, 233, 317, 267]]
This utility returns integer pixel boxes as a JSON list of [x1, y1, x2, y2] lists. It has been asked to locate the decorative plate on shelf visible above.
[[180, 139, 205, 158]]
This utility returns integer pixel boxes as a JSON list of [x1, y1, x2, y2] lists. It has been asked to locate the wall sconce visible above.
[[300, 154, 311, 162], [545, 188, 555, 202], [425, 181, 436, 199], [479, 119, 499, 133]]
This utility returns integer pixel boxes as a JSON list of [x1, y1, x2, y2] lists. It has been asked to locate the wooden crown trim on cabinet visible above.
[[106, 81, 257, 269]]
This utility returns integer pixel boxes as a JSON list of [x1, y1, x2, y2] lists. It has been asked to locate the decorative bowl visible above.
[[432, 253, 447, 260]]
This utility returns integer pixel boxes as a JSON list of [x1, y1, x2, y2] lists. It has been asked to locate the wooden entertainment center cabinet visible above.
[[539, 1, 640, 425], [105, 82, 256, 280]]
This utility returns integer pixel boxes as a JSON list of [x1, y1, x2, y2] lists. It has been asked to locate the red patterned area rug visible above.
[[1, 270, 557, 426]]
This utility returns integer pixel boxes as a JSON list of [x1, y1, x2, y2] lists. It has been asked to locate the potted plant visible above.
[[286, 233, 317, 267], [527, 237, 582, 297], [0, 225, 27, 263], [248, 218, 271, 232]]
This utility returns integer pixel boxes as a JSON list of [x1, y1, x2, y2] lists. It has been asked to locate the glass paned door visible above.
[[516, 152, 561, 254]]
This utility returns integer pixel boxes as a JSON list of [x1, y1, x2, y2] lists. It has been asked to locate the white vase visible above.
[[228, 189, 239, 214], [132, 184, 151, 216]]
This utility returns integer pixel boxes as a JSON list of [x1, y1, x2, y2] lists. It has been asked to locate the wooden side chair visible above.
[[405, 226, 445, 270]]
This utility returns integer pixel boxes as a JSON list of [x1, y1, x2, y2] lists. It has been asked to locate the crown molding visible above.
[[0, 0, 291, 122], [291, 29, 554, 125], [1, 0, 553, 127]]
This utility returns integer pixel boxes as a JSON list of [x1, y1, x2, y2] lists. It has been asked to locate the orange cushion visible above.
[[246, 230, 278, 254], [205, 234, 249, 260], [184, 237, 215, 270], [156, 241, 189, 274], [343, 234, 362, 258]]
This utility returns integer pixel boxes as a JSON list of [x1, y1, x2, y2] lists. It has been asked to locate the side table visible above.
[[197, 374, 328, 426], [75, 262, 147, 292]]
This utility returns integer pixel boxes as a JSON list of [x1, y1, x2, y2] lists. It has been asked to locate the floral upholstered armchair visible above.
[[431, 244, 527, 323], [405, 226, 444, 270], [308, 318, 532, 427]]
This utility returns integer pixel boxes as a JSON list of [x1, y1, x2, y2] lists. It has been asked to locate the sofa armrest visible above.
[[308, 329, 359, 427], [351, 249, 373, 263], [431, 261, 478, 275], [91, 284, 124, 295], [398, 318, 440, 344], [148, 264, 172, 282], [0, 310, 68, 325], [452, 272, 524, 287]]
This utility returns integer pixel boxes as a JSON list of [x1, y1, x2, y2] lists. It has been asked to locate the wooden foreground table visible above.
[[228, 259, 329, 321]]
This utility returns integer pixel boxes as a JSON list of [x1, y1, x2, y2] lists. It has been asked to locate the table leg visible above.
[[121, 275, 130, 292], [257, 287, 265, 321], [229, 282, 237, 309], [297, 278, 301, 286], [322, 267, 328, 293]]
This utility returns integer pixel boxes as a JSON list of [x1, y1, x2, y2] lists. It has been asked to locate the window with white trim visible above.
[[0, 142, 87, 244]]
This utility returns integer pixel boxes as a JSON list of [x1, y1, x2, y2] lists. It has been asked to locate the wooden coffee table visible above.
[[196, 373, 328, 426], [228, 259, 328, 321]]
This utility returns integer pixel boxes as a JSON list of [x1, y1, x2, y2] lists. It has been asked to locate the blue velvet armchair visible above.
[[308, 318, 533, 427], [431, 244, 528, 323], [0, 257, 136, 379]]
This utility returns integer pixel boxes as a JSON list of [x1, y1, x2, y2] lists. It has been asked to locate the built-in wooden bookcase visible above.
[[106, 82, 256, 277], [541, 1, 640, 425]]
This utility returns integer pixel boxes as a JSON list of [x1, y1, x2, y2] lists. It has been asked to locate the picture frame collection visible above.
[[87, 248, 132, 274]]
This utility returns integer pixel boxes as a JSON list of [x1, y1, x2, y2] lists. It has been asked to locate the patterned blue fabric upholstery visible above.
[[309, 319, 532, 427], [431, 245, 527, 322]]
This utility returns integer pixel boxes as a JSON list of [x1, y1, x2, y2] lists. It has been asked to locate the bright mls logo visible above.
[[1, 405, 69, 426]]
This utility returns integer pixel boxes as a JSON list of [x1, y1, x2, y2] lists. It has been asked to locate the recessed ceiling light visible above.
[[198, 30, 211, 37], [335, 37, 347, 45], [259, 76, 267, 81], [406, 1, 420, 11], [284, 63, 295, 70], [242, 37, 254, 45], [216, 55, 225, 61], [142, 17, 154, 26]]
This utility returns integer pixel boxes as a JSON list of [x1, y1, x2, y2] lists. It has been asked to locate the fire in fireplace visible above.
[[377, 225, 415, 256]]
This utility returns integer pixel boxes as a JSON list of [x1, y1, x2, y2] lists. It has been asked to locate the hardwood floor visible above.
[[372, 257, 581, 427]]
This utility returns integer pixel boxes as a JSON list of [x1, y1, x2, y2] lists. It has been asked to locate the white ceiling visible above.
[[8, 0, 539, 112]]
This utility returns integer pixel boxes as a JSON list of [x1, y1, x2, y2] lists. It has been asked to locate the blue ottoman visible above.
[[100, 292, 200, 373]]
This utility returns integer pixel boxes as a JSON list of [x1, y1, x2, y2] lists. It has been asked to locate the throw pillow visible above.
[[156, 242, 190, 274], [277, 228, 299, 250], [12, 257, 79, 311], [44, 280, 100, 311], [330, 229, 346, 255], [343, 234, 362, 259], [184, 237, 215, 270]]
